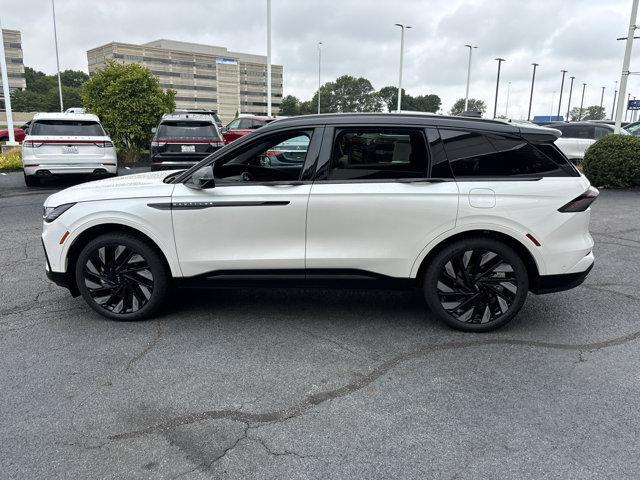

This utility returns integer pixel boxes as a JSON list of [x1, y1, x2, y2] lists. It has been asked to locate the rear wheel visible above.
[[24, 173, 39, 187], [423, 237, 528, 332], [75, 233, 169, 321]]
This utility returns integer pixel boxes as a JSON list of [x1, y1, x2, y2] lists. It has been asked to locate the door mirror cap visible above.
[[187, 165, 215, 190], [220, 127, 228, 133], [151, 127, 157, 134]]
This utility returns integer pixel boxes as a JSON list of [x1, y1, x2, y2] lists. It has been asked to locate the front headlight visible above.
[[43, 203, 76, 223]]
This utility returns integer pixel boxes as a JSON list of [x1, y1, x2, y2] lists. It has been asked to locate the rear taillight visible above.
[[558, 186, 599, 212], [151, 141, 166, 147], [23, 140, 43, 148], [95, 141, 114, 148]]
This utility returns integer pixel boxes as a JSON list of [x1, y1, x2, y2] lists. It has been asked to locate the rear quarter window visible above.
[[30, 120, 105, 136], [157, 121, 218, 139], [440, 129, 571, 178]]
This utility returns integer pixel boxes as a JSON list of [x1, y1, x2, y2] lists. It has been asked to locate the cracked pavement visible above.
[[1, 171, 639, 479]]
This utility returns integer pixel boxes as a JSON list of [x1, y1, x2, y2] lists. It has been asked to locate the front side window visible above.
[[239, 119, 253, 129], [214, 130, 312, 183], [226, 119, 241, 130], [594, 126, 613, 139], [157, 121, 218, 139], [327, 128, 428, 180], [30, 120, 105, 136], [441, 129, 564, 177]]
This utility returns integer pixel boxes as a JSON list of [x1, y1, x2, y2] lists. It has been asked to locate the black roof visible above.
[[265, 113, 560, 140]]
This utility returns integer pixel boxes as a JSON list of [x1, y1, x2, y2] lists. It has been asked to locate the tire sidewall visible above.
[[424, 238, 529, 332], [75, 234, 168, 321]]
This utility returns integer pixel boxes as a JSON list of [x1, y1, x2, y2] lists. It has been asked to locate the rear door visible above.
[[26, 120, 110, 166], [305, 125, 459, 279]]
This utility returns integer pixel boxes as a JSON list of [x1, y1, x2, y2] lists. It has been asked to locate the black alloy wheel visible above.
[[75, 233, 168, 320], [424, 238, 528, 332]]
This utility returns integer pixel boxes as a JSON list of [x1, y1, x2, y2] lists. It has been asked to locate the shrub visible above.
[[582, 134, 640, 188], [0, 148, 22, 170]]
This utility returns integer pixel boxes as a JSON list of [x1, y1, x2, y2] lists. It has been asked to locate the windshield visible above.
[[157, 121, 219, 139], [30, 120, 105, 136]]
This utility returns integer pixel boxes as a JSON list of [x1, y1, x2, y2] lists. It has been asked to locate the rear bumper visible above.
[[24, 163, 117, 176], [531, 262, 593, 295]]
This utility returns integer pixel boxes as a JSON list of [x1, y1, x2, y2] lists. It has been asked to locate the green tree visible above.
[[409, 94, 441, 113], [569, 106, 582, 121], [377, 87, 441, 113], [279, 95, 301, 116], [10, 66, 89, 111], [583, 105, 606, 121], [309, 75, 382, 113], [450, 98, 487, 116], [81, 61, 175, 158], [60, 69, 89, 88], [378, 86, 403, 112]]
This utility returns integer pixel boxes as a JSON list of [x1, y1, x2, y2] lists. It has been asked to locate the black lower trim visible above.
[[530, 263, 593, 294], [45, 269, 80, 297], [148, 201, 290, 210], [175, 268, 415, 290]]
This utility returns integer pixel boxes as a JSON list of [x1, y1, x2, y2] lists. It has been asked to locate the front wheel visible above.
[[423, 237, 528, 332], [24, 173, 39, 187], [75, 233, 169, 321]]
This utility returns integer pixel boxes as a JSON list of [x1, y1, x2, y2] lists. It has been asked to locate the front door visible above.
[[305, 126, 459, 279], [171, 127, 321, 277]]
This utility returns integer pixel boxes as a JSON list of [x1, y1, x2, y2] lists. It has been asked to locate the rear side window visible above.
[[440, 129, 566, 177], [157, 121, 218, 139], [30, 120, 104, 136], [328, 128, 428, 180], [556, 124, 594, 139], [594, 126, 613, 139]]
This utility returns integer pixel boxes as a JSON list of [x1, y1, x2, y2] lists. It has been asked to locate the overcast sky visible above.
[[3, 0, 639, 119]]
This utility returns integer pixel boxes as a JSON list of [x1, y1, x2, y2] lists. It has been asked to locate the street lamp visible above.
[[395, 24, 411, 112], [464, 44, 477, 112], [557, 70, 567, 119], [505, 81, 511, 118], [579, 83, 587, 120], [317, 42, 322, 114], [566, 76, 575, 121], [0, 16, 16, 144], [614, 0, 639, 132], [51, 0, 63, 112], [600, 86, 606, 113], [266, 0, 272, 117], [493, 58, 505, 118], [611, 80, 618, 120], [527, 63, 539, 121]]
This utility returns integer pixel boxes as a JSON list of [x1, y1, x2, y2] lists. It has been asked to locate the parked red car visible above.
[[222, 116, 273, 144], [0, 125, 27, 142]]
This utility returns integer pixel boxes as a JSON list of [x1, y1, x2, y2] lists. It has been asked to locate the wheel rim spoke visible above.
[[83, 243, 153, 314], [437, 248, 518, 325]]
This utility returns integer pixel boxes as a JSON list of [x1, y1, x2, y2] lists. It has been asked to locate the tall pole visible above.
[[600, 86, 606, 116], [626, 93, 631, 121], [51, 0, 63, 112], [464, 44, 477, 112], [527, 63, 539, 121], [0, 20, 16, 144], [615, 0, 639, 132], [611, 80, 618, 120], [579, 83, 586, 120], [317, 42, 322, 114], [395, 24, 411, 112], [505, 81, 511, 118], [550, 91, 556, 119], [566, 76, 575, 121], [557, 70, 567, 119], [266, 0, 272, 117], [493, 58, 505, 118]]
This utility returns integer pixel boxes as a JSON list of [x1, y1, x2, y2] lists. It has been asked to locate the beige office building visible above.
[[0, 29, 27, 107], [87, 39, 283, 122]]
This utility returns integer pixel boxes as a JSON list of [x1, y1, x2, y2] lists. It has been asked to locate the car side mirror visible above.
[[187, 165, 215, 190], [220, 127, 228, 133], [151, 127, 157, 134]]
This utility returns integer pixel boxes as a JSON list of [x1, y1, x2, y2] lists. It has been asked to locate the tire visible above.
[[423, 237, 528, 332], [24, 173, 39, 187], [75, 233, 169, 321]]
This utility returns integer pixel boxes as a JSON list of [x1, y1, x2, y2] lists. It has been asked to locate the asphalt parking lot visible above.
[[1, 169, 639, 479]]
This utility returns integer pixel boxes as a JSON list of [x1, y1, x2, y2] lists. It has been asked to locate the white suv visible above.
[[42, 114, 597, 332], [22, 112, 117, 186]]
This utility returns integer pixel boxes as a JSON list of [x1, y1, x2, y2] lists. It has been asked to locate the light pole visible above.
[[464, 44, 477, 112], [51, 0, 63, 112], [266, 0, 272, 117], [527, 63, 539, 121], [600, 86, 606, 114], [557, 70, 567, 119], [395, 24, 411, 112], [0, 17, 16, 144], [626, 93, 631, 121], [611, 80, 618, 120], [566, 76, 575, 121], [579, 83, 586, 120], [505, 81, 511, 118], [493, 58, 505, 118], [550, 91, 556, 119], [317, 42, 322, 114], [615, 0, 639, 132]]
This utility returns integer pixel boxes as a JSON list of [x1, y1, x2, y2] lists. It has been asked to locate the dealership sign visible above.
[[216, 57, 238, 65], [628, 99, 640, 110]]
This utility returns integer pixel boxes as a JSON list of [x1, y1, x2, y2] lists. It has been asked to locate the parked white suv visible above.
[[551, 121, 629, 162], [22, 112, 117, 186], [42, 113, 597, 332]]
